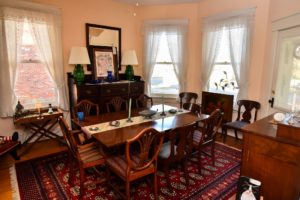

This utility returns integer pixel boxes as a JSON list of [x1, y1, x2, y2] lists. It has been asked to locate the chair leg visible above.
[[234, 130, 238, 139], [222, 127, 227, 142], [125, 180, 130, 200], [79, 167, 85, 199], [153, 171, 158, 200], [183, 160, 189, 186], [68, 160, 74, 185]]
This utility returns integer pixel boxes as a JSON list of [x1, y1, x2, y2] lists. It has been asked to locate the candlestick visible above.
[[160, 96, 166, 116], [127, 98, 133, 122]]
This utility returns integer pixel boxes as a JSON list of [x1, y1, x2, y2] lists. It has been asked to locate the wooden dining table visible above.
[[73, 105, 209, 148]]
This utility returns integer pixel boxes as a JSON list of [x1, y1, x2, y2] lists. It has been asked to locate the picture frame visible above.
[[90, 46, 118, 80]]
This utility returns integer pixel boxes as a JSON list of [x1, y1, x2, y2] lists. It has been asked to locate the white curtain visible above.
[[143, 19, 188, 94], [0, 3, 68, 117], [202, 8, 255, 99]]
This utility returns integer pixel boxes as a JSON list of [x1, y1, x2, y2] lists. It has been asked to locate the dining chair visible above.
[[105, 127, 163, 200], [73, 99, 99, 120], [106, 96, 128, 112], [58, 116, 105, 199], [158, 122, 197, 191], [222, 100, 260, 140], [182, 102, 201, 115], [135, 94, 153, 109], [179, 92, 198, 108], [192, 109, 223, 173]]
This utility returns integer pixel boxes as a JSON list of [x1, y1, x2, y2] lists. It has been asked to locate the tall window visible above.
[[143, 20, 188, 97], [150, 33, 179, 96], [14, 21, 57, 108]]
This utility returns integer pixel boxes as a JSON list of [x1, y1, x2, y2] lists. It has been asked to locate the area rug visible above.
[[11, 142, 241, 200]]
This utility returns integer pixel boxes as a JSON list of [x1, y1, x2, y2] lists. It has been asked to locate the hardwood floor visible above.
[[0, 133, 242, 199]]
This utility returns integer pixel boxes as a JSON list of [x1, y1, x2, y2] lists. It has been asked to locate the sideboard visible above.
[[241, 114, 300, 200], [67, 73, 145, 117]]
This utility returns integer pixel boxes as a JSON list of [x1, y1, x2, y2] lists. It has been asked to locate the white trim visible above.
[[9, 165, 20, 200], [272, 12, 300, 31]]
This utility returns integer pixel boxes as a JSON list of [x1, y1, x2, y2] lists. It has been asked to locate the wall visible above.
[[0, 0, 138, 140]]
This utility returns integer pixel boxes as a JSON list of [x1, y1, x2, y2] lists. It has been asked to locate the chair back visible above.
[[182, 102, 201, 115], [106, 97, 128, 112], [201, 109, 223, 143], [168, 123, 197, 161], [135, 94, 153, 109], [236, 100, 261, 123], [58, 116, 78, 158], [73, 99, 99, 119], [125, 128, 163, 172], [179, 92, 198, 108]]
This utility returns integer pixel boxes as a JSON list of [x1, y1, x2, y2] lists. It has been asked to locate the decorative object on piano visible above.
[[236, 176, 261, 200], [14, 100, 25, 118], [122, 50, 138, 81], [68, 47, 91, 86], [48, 104, 53, 114], [35, 102, 43, 119]]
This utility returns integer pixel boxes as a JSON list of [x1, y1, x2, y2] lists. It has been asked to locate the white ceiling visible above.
[[114, 0, 202, 6]]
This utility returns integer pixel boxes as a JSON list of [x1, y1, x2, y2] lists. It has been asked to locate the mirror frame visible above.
[[86, 23, 121, 71]]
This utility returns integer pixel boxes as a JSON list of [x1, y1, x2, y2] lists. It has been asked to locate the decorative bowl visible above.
[[139, 110, 157, 118]]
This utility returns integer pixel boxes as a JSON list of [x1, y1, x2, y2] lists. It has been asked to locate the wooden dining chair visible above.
[[135, 94, 153, 109], [106, 97, 128, 112], [222, 100, 260, 140], [179, 92, 198, 109], [192, 109, 223, 173], [73, 99, 99, 119], [58, 116, 105, 199], [182, 102, 201, 115], [105, 127, 163, 200], [158, 123, 197, 191]]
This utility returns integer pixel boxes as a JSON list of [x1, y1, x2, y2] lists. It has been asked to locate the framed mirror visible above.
[[86, 23, 121, 72]]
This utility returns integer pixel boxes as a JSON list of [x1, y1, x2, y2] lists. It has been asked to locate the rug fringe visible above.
[[9, 165, 20, 200]]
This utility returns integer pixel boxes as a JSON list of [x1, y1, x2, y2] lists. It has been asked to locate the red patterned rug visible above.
[[11, 142, 241, 200]]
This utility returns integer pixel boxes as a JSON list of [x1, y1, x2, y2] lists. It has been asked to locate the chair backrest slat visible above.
[[236, 100, 261, 123], [73, 99, 99, 119]]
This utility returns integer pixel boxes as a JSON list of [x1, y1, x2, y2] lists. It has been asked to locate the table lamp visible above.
[[68, 47, 91, 85], [121, 50, 138, 81]]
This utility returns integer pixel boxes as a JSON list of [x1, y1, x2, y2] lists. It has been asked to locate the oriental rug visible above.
[[11, 142, 241, 200]]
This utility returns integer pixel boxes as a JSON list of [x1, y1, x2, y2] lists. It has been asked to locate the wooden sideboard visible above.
[[67, 73, 145, 117], [242, 115, 300, 200]]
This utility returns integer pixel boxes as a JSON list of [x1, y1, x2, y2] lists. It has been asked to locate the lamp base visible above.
[[125, 65, 134, 81], [73, 64, 85, 85]]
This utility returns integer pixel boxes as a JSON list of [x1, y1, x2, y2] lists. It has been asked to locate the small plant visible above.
[[214, 71, 238, 91]]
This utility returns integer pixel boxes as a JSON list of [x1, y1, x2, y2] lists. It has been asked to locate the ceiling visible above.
[[114, 0, 202, 6]]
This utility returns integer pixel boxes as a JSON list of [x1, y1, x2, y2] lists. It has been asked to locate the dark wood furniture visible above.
[[106, 96, 128, 112], [106, 127, 163, 200], [158, 123, 196, 190], [73, 99, 99, 119], [183, 102, 201, 115], [13, 108, 63, 156], [58, 116, 105, 199], [135, 94, 153, 109], [192, 109, 223, 172], [222, 100, 260, 140], [242, 115, 300, 200], [68, 73, 144, 116], [179, 92, 198, 108], [0, 141, 20, 160], [201, 91, 233, 124]]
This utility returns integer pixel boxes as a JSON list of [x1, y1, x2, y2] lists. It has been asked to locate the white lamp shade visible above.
[[68, 47, 91, 65], [121, 50, 138, 65]]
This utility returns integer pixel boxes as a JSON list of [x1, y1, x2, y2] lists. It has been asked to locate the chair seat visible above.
[[224, 121, 249, 130], [106, 154, 154, 178], [78, 143, 104, 163], [0, 141, 20, 156], [158, 141, 179, 159]]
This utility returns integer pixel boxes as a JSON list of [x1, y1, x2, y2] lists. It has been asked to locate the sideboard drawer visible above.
[[130, 82, 144, 94], [101, 83, 128, 96], [77, 85, 99, 98]]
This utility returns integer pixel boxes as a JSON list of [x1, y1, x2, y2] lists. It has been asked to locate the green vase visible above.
[[73, 64, 85, 85], [125, 65, 134, 81]]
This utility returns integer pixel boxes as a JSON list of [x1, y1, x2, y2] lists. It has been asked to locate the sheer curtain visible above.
[[202, 8, 255, 99], [143, 19, 188, 94], [0, 2, 68, 117]]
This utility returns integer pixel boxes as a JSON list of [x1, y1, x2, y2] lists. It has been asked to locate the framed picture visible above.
[[91, 46, 118, 80]]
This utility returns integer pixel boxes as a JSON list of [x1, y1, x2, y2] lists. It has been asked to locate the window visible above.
[[150, 33, 179, 96], [208, 29, 239, 100], [14, 21, 57, 109]]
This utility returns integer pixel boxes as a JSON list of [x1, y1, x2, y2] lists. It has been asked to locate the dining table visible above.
[[72, 104, 209, 148]]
